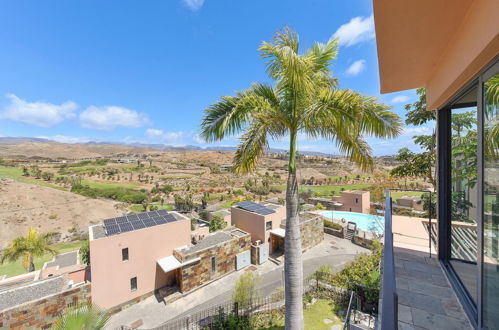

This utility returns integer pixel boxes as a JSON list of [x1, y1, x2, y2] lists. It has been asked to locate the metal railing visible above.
[[343, 291, 355, 330], [380, 189, 398, 330], [389, 188, 434, 257]]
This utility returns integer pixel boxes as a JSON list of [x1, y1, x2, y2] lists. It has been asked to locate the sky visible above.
[[0, 0, 432, 156]]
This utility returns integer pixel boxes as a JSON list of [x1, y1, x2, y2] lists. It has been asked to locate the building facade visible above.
[[89, 210, 192, 309], [230, 202, 286, 245], [373, 0, 498, 328]]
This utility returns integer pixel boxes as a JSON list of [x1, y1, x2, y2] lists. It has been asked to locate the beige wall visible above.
[[231, 205, 285, 245], [334, 191, 370, 214], [426, 0, 499, 109], [89, 214, 191, 309], [373, 0, 499, 109]]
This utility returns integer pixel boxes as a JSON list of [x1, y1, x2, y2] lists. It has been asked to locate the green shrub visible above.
[[70, 184, 147, 204], [324, 220, 342, 231]]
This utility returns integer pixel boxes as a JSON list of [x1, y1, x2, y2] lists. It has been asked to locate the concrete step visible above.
[[164, 291, 183, 304], [268, 256, 281, 265]]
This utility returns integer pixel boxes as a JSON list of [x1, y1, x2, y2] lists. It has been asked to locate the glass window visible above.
[[122, 248, 129, 261], [211, 256, 216, 273], [483, 72, 499, 328], [449, 87, 478, 304], [130, 277, 137, 291], [266, 221, 272, 231]]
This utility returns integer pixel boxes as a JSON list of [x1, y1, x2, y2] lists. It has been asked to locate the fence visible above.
[[144, 280, 352, 330]]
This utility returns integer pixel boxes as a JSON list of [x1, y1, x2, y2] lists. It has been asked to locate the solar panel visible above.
[[115, 216, 128, 224], [131, 220, 146, 230], [127, 214, 139, 221], [105, 224, 120, 235], [102, 210, 180, 236], [103, 218, 117, 226], [237, 201, 276, 215], [153, 217, 167, 225], [119, 222, 134, 233], [143, 218, 156, 227]]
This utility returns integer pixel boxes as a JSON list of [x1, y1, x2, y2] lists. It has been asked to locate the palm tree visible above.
[[0, 227, 58, 272], [52, 303, 109, 330], [200, 28, 402, 328]]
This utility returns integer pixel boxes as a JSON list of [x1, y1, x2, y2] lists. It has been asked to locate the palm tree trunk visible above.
[[285, 130, 304, 329], [28, 253, 35, 272]]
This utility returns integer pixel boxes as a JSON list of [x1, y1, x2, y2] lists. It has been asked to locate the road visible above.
[[164, 252, 361, 324]]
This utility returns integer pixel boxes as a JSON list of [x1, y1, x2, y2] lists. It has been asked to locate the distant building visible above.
[[396, 196, 424, 211], [231, 201, 286, 246], [308, 190, 371, 214]]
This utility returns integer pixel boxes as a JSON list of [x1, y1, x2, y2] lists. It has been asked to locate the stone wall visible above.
[[0, 283, 91, 330], [300, 216, 324, 252], [324, 226, 344, 238], [176, 235, 251, 292]]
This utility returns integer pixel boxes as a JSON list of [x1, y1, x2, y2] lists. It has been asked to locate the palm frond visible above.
[[52, 303, 110, 330], [232, 118, 285, 175]]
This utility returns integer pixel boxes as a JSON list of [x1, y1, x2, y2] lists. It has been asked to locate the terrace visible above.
[[379, 191, 473, 330]]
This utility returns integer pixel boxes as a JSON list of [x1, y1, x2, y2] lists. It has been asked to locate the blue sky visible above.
[[0, 0, 431, 155]]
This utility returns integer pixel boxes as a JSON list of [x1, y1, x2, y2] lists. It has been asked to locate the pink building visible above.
[[231, 201, 286, 246], [331, 190, 370, 214], [89, 210, 192, 309]]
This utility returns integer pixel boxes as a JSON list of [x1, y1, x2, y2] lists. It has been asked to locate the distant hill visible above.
[[0, 137, 340, 158]]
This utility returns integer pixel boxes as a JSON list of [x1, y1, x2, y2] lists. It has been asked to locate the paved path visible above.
[[105, 235, 368, 329]]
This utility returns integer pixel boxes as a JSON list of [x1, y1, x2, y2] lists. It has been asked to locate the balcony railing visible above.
[[380, 189, 398, 329]]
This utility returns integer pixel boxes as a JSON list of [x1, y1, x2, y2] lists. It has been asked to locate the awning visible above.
[[157, 255, 200, 273], [332, 202, 343, 206], [269, 228, 286, 238]]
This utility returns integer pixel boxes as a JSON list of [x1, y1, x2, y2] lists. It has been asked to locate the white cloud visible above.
[[182, 0, 204, 11], [402, 126, 433, 136], [0, 94, 77, 127], [391, 95, 410, 103], [37, 135, 92, 144], [345, 60, 366, 76], [333, 14, 375, 47], [145, 128, 188, 143], [80, 106, 149, 131]]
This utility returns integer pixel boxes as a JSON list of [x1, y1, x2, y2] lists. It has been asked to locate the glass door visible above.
[[482, 66, 499, 329]]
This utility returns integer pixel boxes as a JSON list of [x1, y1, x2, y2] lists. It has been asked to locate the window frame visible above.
[[122, 247, 129, 261], [266, 221, 272, 231], [130, 277, 137, 291]]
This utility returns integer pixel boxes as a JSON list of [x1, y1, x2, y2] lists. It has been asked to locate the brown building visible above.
[[173, 227, 251, 292]]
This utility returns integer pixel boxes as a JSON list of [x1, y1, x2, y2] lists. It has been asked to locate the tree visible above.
[[52, 303, 109, 330], [232, 272, 261, 308], [22, 166, 29, 176], [0, 228, 58, 272], [391, 89, 437, 190], [80, 239, 90, 265], [209, 214, 227, 232], [309, 265, 331, 289], [200, 28, 401, 328]]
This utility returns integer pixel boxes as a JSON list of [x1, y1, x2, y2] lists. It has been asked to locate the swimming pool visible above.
[[320, 210, 384, 234]]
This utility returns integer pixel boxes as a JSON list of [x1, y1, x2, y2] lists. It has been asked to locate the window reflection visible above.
[[483, 73, 499, 329], [449, 97, 478, 304]]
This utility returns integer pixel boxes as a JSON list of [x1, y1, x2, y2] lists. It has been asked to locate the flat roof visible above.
[[100, 210, 185, 237], [0, 276, 67, 312], [176, 228, 249, 256], [45, 251, 78, 269]]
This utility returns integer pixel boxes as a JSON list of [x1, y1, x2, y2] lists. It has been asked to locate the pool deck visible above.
[[314, 210, 434, 254], [393, 215, 434, 254]]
